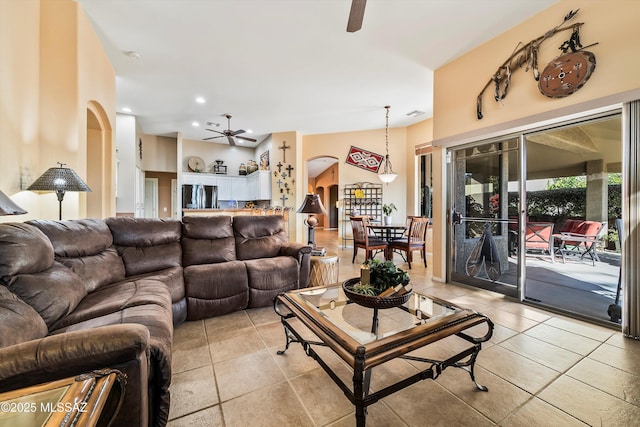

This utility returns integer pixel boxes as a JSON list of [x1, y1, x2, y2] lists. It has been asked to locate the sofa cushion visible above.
[[4, 262, 87, 329], [28, 219, 126, 292], [0, 222, 54, 276], [184, 261, 249, 320], [52, 279, 173, 330], [182, 215, 236, 265], [106, 217, 182, 276], [0, 286, 48, 348], [244, 256, 299, 308], [233, 215, 288, 260], [127, 266, 185, 304]]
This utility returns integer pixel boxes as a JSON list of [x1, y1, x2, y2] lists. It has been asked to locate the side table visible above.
[[309, 252, 339, 287], [0, 368, 126, 427]]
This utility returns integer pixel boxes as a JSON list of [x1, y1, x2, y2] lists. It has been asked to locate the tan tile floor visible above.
[[168, 229, 640, 426]]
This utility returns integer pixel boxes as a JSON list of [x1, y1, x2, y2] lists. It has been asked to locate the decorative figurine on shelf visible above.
[[239, 163, 247, 175]]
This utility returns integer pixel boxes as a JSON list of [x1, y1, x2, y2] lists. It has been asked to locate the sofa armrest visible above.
[[0, 324, 152, 426], [279, 243, 313, 288], [0, 324, 149, 390]]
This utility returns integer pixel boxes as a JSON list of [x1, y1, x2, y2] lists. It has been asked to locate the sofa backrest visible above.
[[27, 219, 126, 293], [233, 215, 288, 260], [0, 222, 54, 276], [182, 216, 236, 266], [0, 285, 47, 348], [106, 217, 182, 276], [0, 222, 88, 330]]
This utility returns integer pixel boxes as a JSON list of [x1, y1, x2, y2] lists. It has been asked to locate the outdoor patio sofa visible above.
[[0, 215, 311, 426]]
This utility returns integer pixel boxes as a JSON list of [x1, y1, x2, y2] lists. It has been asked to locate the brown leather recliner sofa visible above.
[[0, 215, 311, 427]]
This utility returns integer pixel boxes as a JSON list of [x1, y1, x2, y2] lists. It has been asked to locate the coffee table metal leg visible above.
[[353, 347, 368, 427]]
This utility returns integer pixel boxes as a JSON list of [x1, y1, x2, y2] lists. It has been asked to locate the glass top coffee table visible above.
[[274, 282, 493, 426]]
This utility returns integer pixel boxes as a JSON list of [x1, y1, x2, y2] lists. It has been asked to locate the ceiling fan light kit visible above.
[[378, 105, 397, 184]]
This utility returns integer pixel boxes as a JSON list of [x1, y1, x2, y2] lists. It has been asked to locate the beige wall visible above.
[[430, 0, 640, 280], [0, 0, 116, 222], [303, 127, 408, 238], [434, 0, 640, 140]]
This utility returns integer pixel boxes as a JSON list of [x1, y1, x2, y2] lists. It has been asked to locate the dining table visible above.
[[367, 223, 408, 260]]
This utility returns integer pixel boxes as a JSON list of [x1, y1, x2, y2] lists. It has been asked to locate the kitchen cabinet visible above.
[[182, 172, 217, 186], [231, 177, 248, 201], [216, 176, 232, 200], [180, 171, 271, 202]]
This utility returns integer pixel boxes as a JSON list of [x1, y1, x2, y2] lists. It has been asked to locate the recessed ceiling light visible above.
[[246, 129, 253, 134], [405, 110, 425, 118], [122, 107, 132, 113], [195, 97, 205, 104], [192, 121, 200, 127]]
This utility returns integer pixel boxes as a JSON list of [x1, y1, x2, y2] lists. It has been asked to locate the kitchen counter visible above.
[[182, 208, 253, 217]]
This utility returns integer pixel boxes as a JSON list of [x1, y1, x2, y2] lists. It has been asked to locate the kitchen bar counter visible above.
[[182, 208, 253, 217]]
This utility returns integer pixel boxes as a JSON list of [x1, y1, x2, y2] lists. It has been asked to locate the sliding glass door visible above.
[[447, 112, 623, 325], [449, 138, 520, 297]]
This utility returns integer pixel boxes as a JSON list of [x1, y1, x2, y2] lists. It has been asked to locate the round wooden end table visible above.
[[309, 252, 339, 287]]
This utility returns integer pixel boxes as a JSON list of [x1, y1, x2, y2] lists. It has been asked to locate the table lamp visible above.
[[27, 162, 91, 220], [297, 194, 327, 247], [0, 190, 27, 215]]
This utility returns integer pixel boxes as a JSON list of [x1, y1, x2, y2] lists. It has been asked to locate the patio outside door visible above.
[[449, 138, 520, 297]]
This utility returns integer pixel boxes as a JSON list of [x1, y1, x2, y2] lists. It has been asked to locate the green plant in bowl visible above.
[[348, 259, 410, 296]]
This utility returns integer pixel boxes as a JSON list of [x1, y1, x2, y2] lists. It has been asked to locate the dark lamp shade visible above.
[[27, 166, 91, 193], [0, 190, 27, 215], [297, 194, 326, 215], [27, 164, 91, 220]]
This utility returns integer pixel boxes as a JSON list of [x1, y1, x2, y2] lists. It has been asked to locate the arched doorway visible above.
[[306, 156, 339, 231], [86, 101, 114, 218]]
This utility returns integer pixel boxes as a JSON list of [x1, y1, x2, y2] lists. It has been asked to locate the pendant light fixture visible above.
[[378, 105, 397, 184]]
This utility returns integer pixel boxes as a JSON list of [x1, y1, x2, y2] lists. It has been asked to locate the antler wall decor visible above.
[[476, 9, 598, 120]]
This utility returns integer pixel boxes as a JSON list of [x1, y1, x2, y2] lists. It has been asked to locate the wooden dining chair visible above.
[[350, 216, 388, 263], [389, 216, 430, 268]]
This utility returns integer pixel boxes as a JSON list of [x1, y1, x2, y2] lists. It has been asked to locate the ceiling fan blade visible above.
[[203, 135, 223, 140], [346, 0, 366, 33], [226, 136, 236, 146], [230, 129, 246, 136], [205, 128, 225, 135], [235, 135, 257, 143]]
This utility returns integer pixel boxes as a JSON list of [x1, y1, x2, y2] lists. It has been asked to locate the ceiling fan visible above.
[[346, 0, 367, 33], [204, 114, 257, 146]]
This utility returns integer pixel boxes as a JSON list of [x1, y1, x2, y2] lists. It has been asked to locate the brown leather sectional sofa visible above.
[[0, 215, 311, 426]]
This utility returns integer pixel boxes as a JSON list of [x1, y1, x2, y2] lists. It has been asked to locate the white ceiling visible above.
[[77, 0, 557, 147]]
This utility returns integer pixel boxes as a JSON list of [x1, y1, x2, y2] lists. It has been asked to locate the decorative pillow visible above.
[[0, 286, 48, 348], [0, 222, 54, 276], [4, 262, 87, 329]]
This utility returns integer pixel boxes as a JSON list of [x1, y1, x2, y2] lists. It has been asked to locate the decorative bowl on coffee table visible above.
[[342, 277, 412, 309]]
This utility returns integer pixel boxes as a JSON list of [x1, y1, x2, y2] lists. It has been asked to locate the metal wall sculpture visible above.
[[476, 9, 598, 120]]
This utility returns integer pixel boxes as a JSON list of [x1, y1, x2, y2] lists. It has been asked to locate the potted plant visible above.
[[382, 203, 397, 225]]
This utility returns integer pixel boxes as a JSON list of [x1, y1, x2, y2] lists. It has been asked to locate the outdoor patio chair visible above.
[[389, 216, 430, 269], [350, 216, 388, 263], [524, 222, 555, 262]]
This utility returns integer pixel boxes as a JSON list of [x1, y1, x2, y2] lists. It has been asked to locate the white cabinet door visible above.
[[231, 177, 249, 201], [255, 171, 272, 200], [217, 176, 232, 200], [247, 173, 258, 200]]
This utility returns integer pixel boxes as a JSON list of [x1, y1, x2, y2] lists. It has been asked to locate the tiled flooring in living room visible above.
[[167, 229, 640, 426]]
